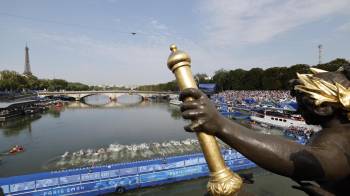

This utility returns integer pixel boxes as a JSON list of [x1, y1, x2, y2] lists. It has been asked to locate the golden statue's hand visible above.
[[168, 44, 242, 196], [180, 88, 227, 135]]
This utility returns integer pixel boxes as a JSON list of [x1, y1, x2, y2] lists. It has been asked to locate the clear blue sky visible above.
[[0, 0, 349, 86]]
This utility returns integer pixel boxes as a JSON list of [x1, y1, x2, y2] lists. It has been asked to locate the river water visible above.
[[0, 95, 305, 195]]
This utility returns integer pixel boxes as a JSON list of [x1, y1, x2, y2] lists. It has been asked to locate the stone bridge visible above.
[[64, 100, 151, 108], [37, 90, 177, 101]]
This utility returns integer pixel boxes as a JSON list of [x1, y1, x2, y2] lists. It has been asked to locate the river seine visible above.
[[0, 95, 305, 195]]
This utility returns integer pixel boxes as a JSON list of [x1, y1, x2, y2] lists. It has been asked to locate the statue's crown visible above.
[[295, 68, 350, 115]]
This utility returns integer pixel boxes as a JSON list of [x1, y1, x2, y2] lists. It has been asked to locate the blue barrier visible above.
[[0, 149, 256, 195]]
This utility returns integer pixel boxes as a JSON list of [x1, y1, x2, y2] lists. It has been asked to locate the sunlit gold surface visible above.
[[310, 67, 328, 74], [208, 167, 243, 196], [295, 68, 350, 118], [167, 44, 242, 195]]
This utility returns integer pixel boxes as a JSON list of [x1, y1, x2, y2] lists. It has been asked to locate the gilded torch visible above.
[[167, 44, 242, 196]]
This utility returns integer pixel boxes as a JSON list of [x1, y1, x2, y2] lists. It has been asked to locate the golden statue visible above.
[[167, 44, 242, 196], [172, 51, 350, 195]]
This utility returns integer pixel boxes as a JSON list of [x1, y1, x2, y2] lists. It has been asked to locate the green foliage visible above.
[[261, 67, 284, 90], [212, 69, 229, 91], [104, 86, 129, 91], [137, 80, 178, 91], [212, 58, 349, 91], [66, 82, 90, 91], [228, 69, 246, 90], [0, 70, 28, 90], [89, 85, 104, 91], [242, 68, 264, 90], [0, 70, 91, 91], [48, 79, 68, 91], [1, 58, 348, 92], [314, 58, 349, 71]]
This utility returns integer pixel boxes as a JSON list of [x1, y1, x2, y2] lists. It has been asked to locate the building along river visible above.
[[0, 95, 305, 195]]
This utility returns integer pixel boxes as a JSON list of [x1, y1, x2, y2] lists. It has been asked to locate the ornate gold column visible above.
[[167, 44, 242, 196]]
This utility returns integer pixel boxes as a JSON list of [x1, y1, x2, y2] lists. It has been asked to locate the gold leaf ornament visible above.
[[336, 83, 350, 110], [295, 68, 350, 119]]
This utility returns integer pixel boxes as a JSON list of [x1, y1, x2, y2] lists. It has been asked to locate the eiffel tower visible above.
[[23, 44, 32, 75]]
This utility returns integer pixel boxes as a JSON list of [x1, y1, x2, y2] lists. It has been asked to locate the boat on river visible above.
[[250, 109, 321, 131], [0, 100, 40, 122], [0, 149, 255, 196]]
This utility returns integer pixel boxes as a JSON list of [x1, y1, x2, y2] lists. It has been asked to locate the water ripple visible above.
[[44, 138, 219, 170]]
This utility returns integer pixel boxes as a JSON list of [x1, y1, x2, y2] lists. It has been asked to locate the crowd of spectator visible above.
[[211, 90, 318, 141], [285, 126, 314, 140], [214, 90, 294, 105]]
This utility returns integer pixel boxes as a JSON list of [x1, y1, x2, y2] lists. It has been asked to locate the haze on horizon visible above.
[[0, 0, 349, 86]]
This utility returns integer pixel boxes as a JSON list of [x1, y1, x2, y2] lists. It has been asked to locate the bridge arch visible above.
[[79, 93, 145, 103], [79, 93, 99, 101], [37, 90, 177, 102], [113, 93, 145, 103]]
